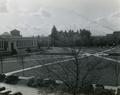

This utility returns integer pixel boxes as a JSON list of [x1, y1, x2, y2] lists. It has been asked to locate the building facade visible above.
[[0, 29, 38, 51]]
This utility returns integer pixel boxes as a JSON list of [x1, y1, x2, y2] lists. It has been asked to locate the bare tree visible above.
[[114, 63, 120, 87], [112, 56, 120, 95], [43, 47, 102, 95]]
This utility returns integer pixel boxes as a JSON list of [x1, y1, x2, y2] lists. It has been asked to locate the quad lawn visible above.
[[3, 54, 72, 73], [81, 47, 111, 54], [104, 46, 120, 54], [14, 55, 120, 86], [2, 46, 120, 86]]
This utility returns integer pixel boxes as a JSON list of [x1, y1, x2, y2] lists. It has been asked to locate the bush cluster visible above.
[[0, 74, 19, 84], [27, 78, 60, 88]]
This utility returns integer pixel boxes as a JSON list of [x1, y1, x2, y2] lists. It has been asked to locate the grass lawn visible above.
[[2, 54, 71, 73], [15, 55, 120, 86], [81, 47, 111, 53], [2, 47, 120, 86]]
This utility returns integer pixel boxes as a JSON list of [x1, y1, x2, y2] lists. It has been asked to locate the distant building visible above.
[[0, 29, 38, 51], [106, 31, 120, 38], [113, 31, 120, 39], [106, 34, 113, 38], [113, 31, 120, 35]]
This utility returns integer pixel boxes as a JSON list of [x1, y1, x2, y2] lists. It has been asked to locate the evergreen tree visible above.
[[50, 25, 58, 47], [80, 29, 92, 46]]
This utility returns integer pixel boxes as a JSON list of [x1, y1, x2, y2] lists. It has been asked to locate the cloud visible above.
[[0, 0, 8, 13], [41, 10, 52, 18], [7, 0, 42, 14], [0, 0, 120, 36], [110, 11, 120, 18], [32, 8, 53, 18]]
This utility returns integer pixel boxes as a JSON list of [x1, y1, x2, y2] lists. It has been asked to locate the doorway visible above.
[[11, 43, 14, 50]]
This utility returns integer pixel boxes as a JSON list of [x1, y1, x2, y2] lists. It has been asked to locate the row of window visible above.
[[0, 39, 37, 50], [16, 40, 36, 48], [0, 40, 8, 49]]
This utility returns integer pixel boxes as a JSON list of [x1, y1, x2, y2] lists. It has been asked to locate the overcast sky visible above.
[[0, 0, 120, 36]]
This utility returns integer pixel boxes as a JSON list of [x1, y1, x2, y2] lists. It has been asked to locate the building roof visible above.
[[0, 29, 37, 41], [10, 29, 20, 32], [113, 31, 120, 35], [1, 32, 11, 36]]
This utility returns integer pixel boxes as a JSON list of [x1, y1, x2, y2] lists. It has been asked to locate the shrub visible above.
[[13, 92, 23, 95], [42, 79, 56, 87], [35, 79, 44, 87], [0, 74, 6, 82], [27, 78, 36, 87], [11, 49, 17, 55], [0, 87, 6, 91], [25, 48, 31, 53], [27, 78, 58, 88], [5, 75, 19, 84], [95, 89, 115, 95], [80, 84, 94, 94]]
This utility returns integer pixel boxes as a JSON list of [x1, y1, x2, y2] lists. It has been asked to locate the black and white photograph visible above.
[[0, 0, 120, 95]]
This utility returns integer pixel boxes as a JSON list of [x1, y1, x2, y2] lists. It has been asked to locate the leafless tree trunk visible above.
[[0, 57, 3, 74], [21, 56, 25, 76], [17, 53, 26, 76], [0, 52, 4, 74], [42, 47, 102, 95], [114, 62, 120, 95]]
